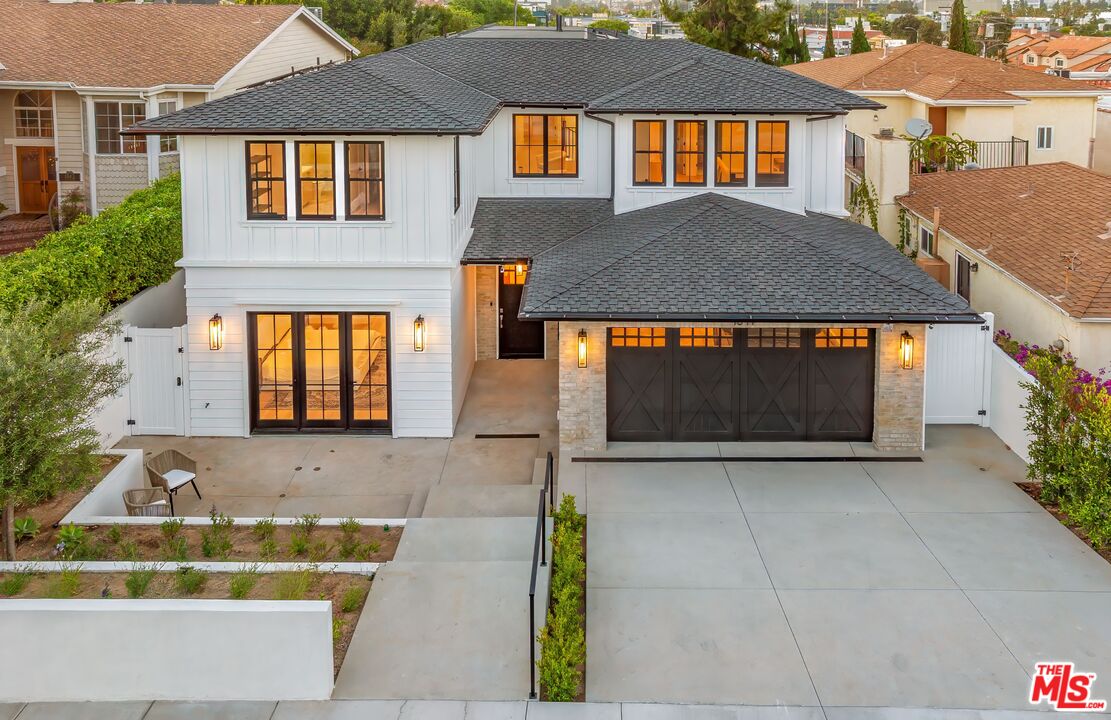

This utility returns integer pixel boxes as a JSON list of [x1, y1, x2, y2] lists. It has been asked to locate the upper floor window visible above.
[[95, 101, 146, 154], [346, 141, 385, 220], [755, 121, 788, 187], [1025, 54, 1036, 64], [158, 100, 178, 153], [919, 225, 935, 256], [715, 121, 747, 186], [1054, 57, 1065, 67], [246, 141, 286, 220], [513, 114, 578, 177], [633, 120, 666, 186], [1036, 126, 1054, 150], [15, 90, 53, 138], [674, 120, 705, 186], [296, 142, 335, 220]]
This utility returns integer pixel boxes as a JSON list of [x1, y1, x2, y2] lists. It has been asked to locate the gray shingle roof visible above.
[[132, 33, 880, 135], [464, 194, 979, 322], [462, 198, 615, 263]]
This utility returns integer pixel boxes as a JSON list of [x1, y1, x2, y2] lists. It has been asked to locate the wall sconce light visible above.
[[577, 329, 588, 368], [413, 315, 426, 352], [899, 331, 914, 370], [515, 262, 526, 276], [208, 314, 224, 351]]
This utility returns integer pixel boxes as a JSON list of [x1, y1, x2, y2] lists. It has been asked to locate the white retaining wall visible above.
[[60, 449, 145, 523], [989, 343, 1034, 463], [0, 599, 333, 702]]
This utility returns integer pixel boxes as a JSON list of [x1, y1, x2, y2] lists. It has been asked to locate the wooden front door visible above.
[[16, 146, 56, 214], [498, 264, 545, 359]]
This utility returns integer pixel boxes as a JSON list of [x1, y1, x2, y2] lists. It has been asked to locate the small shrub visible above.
[[288, 531, 310, 557], [295, 514, 321, 535], [537, 494, 586, 702], [164, 537, 189, 562], [13, 517, 40, 542], [308, 539, 331, 563], [339, 534, 359, 559], [0, 570, 32, 596], [125, 566, 158, 598], [252, 516, 277, 541], [160, 517, 185, 542], [339, 585, 367, 613], [229, 567, 260, 599], [119, 539, 141, 562], [259, 537, 278, 561], [354, 541, 380, 562], [275, 570, 313, 600], [46, 569, 82, 599], [56, 524, 87, 560], [107, 524, 123, 544], [200, 510, 234, 559], [175, 566, 207, 595], [339, 517, 361, 536], [332, 616, 346, 644]]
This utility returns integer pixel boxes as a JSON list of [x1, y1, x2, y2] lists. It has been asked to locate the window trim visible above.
[[14, 90, 53, 139], [294, 141, 337, 221], [344, 140, 386, 222], [632, 119, 667, 187], [673, 119, 707, 187], [714, 120, 749, 187], [755, 120, 789, 188], [511, 113, 580, 179], [919, 225, 935, 256], [94, 101, 147, 155], [1035, 125, 1054, 150], [245, 140, 288, 221], [157, 100, 179, 154]]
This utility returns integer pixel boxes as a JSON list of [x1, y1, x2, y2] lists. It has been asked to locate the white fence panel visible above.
[[925, 312, 994, 425], [126, 325, 186, 435], [989, 343, 1033, 463]]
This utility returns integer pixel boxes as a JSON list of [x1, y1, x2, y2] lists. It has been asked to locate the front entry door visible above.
[[498, 264, 544, 358], [250, 312, 391, 432], [16, 146, 56, 214]]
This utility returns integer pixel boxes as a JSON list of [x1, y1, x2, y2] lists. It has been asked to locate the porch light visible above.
[[516, 262, 525, 275], [208, 314, 224, 351], [899, 331, 914, 370], [413, 315, 426, 352], [577, 329, 588, 368]]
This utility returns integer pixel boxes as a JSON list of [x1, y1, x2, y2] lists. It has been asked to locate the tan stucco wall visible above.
[[1013, 96, 1097, 167], [946, 106, 1015, 142], [1093, 109, 1111, 175], [847, 95, 921, 140]]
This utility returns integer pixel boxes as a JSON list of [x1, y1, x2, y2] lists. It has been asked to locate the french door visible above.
[[249, 312, 391, 433]]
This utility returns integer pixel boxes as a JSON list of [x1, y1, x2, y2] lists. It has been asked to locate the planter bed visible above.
[[0, 567, 370, 676], [13, 453, 121, 527], [1017, 482, 1111, 566]]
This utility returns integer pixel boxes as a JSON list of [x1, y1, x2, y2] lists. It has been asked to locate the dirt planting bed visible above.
[[1018, 482, 1111, 566]]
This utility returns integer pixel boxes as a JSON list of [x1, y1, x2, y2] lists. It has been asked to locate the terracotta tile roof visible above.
[[897, 163, 1111, 319], [0, 1, 307, 89], [785, 43, 1102, 100], [1040, 35, 1111, 59], [1071, 54, 1111, 71]]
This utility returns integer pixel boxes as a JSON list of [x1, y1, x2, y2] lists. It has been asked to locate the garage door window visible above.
[[746, 327, 800, 348], [815, 327, 869, 348], [679, 327, 733, 348], [611, 327, 666, 347]]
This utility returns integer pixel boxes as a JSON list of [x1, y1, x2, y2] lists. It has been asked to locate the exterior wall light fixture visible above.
[[413, 315, 426, 352], [208, 314, 224, 351], [577, 329, 588, 368], [899, 330, 914, 370]]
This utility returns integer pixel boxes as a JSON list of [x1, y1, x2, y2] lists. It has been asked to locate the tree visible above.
[[589, 18, 631, 32], [789, 16, 810, 62], [850, 16, 871, 53], [0, 301, 128, 560], [823, 13, 837, 57], [948, 0, 977, 54], [662, 0, 790, 62]]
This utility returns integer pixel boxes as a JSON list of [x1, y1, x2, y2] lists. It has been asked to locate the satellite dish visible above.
[[963, 162, 981, 171], [905, 118, 933, 140]]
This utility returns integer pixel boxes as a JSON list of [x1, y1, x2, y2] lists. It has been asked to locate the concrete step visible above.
[[421, 483, 543, 518], [531, 455, 560, 485], [394, 516, 550, 562]]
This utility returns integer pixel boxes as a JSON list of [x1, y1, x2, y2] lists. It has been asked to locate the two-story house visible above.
[[131, 27, 979, 453], [0, 1, 354, 231]]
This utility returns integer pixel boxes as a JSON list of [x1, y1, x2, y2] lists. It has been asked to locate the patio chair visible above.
[[122, 487, 171, 518], [145, 449, 202, 516]]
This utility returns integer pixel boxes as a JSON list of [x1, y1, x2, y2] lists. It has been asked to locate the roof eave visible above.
[[123, 125, 485, 137], [518, 310, 985, 324], [586, 105, 851, 115]]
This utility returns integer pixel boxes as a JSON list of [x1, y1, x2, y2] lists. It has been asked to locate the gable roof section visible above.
[[463, 199, 615, 263], [786, 43, 1103, 101], [897, 163, 1111, 319], [1039, 35, 1111, 59], [132, 33, 879, 135], [0, 2, 346, 90], [464, 194, 978, 322]]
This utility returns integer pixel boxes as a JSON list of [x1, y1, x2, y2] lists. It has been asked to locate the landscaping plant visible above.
[[56, 524, 88, 561], [13, 517, 39, 543], [229, 567, 260, 599], [275, 570, 314, 601], [200, 510, 234, 559], [107, 524, 123, 544], [175, 566, 207, 595], [46, 568, 82, 598], [252, 516, 276, 541], [0, 569, 32, 596], [339, 584, 367, 613], [338, 517, 361, 559], [125, 565, 159, 598], [538, 494, 586, 702], [0, 300, 128, 560]]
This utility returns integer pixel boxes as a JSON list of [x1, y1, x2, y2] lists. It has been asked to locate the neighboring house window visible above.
[[453, 136, 461, 213], [158, 100, 178, 153], [633, 120, 666, 186], [1055, 57, 1065, 67], [296, 142, 335, 220], [919, 225, 935, 256], [95, 102, 146, 154], [345, 141, 385, 220], [673, 120, 706, 186], [512, 114, 578, 177], [245, 141, 287, 220], [956, 253, 972, 302], [845, 129, 865, 174], [14, 90, 53, 138], [1025, 54, 1036, 64], [755, 121, 788, 187], [1036, 126, 1054, 150], [715, 121, 747, 186]]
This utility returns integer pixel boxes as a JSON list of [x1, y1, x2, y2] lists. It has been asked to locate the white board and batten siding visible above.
[[925, 311, 994, 425]]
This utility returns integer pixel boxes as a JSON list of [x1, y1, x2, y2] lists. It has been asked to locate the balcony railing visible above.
[[912, 137, 1029, 174]]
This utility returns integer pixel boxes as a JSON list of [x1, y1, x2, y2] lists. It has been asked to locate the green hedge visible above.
[[0, 174, 182, 313], [537, 494, 586, 702]]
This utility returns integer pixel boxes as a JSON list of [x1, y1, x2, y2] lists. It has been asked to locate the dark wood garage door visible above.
[[607, 327, 874, 442]]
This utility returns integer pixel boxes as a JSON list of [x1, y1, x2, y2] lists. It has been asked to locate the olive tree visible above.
[[0, 300, 127, 560]]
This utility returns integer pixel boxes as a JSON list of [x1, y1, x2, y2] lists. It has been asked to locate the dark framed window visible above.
[[610, 327, 666, 348], [815, 328, 869, 349], [453, 136, 461, 213], [679, 327, 733, 348], [245, 141, 287, 220], [633, 120, 666, 186], [512, 114, 578, 177], [345, 141, 385, 220], [845, 129, 865, 174], [755, 121, 789, 187], [714, 121, 747, 186], [673, 120, 706, 186], [95, 101, 146, 154], [746, 328, 800, 348], [295, 142, 335, 220]]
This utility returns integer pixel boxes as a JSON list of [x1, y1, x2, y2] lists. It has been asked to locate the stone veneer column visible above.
[[873, 323, 926, 451], [557, 321, 608, 452], [475, 265, 498, 360]]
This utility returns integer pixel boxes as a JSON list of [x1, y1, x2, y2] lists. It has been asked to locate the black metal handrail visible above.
[[528, 451, 555, 700]]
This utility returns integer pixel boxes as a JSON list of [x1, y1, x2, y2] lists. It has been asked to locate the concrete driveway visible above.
[[582, 427, 1111, 711]]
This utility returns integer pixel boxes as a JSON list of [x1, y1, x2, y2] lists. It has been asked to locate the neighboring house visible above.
[[0, 1, 355, 222], [786, 43, 1104, 238], [1011, 16, 1057, 33], [1095, 99, 1111, 175], [1007, 33, 1111, 74], [130, 28, 979, 453], [897, 163, 1111, 368], [800, 26, 886, 58]]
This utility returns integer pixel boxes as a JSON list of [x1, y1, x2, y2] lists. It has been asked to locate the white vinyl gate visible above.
[[125, 325, 187, 435], [924, 312, 994, 426]]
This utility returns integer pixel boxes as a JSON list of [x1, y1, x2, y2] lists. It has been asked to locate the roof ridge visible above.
[[586, 58, 699, 106]]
